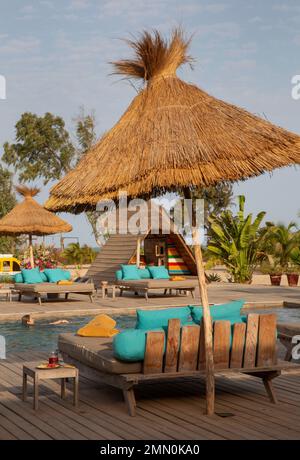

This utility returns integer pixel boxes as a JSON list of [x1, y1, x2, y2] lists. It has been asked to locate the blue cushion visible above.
[[147, 266, 170, 280], [116, 270, 123, 281], [21, 268, 44, 284], [44, 268, 71, 283], [136, 306, 192, 330], [113, 328, 165, 362], [40, 271, 48, 282], [14, 273, 24, 283], [121, 265, 141, 281], [191, 300, 245, 324], [138, 268, 151, 279]]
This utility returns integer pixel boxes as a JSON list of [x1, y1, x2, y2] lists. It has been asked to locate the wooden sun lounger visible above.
[[15, 282, 96, 305], [116, 279, 198, 300], [59, 313, 300, 416]]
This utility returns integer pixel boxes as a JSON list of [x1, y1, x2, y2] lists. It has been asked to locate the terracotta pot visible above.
[[287, 273, 299, 287], [269, 274, 282, 286]]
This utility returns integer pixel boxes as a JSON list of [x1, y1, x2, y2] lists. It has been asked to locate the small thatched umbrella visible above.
[[0, 185, 72, 268], [46, 29, 300, 414]]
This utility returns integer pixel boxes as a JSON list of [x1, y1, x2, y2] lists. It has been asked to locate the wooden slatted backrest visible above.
[[143, 313, 278, 374]]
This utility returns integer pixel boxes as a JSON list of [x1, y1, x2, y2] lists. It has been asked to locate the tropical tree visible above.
[[62, 243, 97, 265], [263, 222, 300, 270], [3, 112, 75, 184], [0, 165, 19, 253], [207, 195, 266, 283]]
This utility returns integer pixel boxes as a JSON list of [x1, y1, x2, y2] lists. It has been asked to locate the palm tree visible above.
[[207, 195, 266, 283], [263, 222, 300, 270]]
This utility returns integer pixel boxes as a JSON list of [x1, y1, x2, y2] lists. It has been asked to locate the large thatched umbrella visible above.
[[46, 29, 300, 415], [0, 185, 72, 268]]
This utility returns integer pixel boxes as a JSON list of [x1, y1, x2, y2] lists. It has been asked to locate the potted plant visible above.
[[260, 260, 284, 286], [288, 248, 300, 287], [286, 265, 300, 287]]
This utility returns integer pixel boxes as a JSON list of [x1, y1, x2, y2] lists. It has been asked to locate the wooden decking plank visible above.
[[175, 378, 299, 440], [145, 382, 273, 441], [3, 356, 121, 440]]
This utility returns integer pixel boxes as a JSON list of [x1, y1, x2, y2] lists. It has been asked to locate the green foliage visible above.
[[0, 275, 13, 284], [262, 222, 300, 270], [0, 165, 19, 253], [191, 182, 233, 232], [207, 195, 266, 283], [74, 107, 97, 159], [3, 112, 75, 184], [62, 243, 97, 265]]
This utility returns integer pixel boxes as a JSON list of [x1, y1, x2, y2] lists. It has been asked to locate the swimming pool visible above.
[[0, 315, 136, 354], [0, 307, 299, 353]]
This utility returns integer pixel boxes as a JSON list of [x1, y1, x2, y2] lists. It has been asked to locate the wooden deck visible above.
[[1, 353, 300, 440]]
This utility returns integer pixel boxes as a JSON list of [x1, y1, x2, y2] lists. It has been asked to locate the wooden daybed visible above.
[[58, 313, 300, 416], [15, 282, 96, 305], [116, 278, 198, 300]]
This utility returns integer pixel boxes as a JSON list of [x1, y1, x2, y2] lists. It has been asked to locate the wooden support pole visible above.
[[28, 234, 34, 268], [184, 188, 215, 415]]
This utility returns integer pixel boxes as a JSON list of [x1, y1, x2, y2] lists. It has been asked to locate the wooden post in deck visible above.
[[28, 234, 34, 268], [184, 188, 215, 416]]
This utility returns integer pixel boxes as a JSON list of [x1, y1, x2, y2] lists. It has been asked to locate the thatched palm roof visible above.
[[0, 185, 72, 235], [45, 29, 300, 212]]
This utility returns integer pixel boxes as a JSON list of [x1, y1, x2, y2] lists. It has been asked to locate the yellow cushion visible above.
[[77, 326, 119, 337], [89, 314, 116, 329], [57, 280, 73, 285], [170, 276, 185, 281]]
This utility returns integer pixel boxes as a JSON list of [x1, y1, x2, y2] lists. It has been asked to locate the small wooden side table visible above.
[[101, 282, 116, 299], [22, 363, 79, 410]]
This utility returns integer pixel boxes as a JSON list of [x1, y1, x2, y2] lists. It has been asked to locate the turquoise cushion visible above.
[[14, 273, 24, 283], [138, 268, 151, 279], [147, 266, 170, 280], [116, 270, 123, 281], [121, 265, 141, 281], [40, 271, 48, 282], [113, 328, 165, 362], [136, 306, 192, 330], [44, 268, 71, 283], [21, 268, 44, 284], [191, 300, 245, 324]]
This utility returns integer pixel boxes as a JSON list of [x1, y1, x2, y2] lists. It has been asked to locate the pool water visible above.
[[0, 315, 136, 354], [0, 308, 299, 353]]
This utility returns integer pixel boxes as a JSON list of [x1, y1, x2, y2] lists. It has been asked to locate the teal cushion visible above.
[[113, 328, 165, 362], [115, 270, 123, 281], [138, 268, 151, 279], [44, 268, 71, 283], [191, 300, 245, 324], [21, 268, 44, 284], [121, 265, 141, 281], [147, 266, 170, 280], [40, 271, 48, 282], [14, 273, 24, 283], [136, 306, 191, 330]]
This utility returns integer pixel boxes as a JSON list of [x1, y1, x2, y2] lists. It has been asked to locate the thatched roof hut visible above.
[[0, 186, 72, 267], [46, 29, 300, 212], [0, 186, 72, 235]]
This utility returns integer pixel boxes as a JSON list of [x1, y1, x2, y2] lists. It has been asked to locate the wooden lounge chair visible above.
[[15, 281, 96, 305], [59, 313, 300, 416], [116, 278, 198, 300]]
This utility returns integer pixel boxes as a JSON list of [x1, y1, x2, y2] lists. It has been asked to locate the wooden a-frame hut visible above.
[[86, 201, 197, 286]]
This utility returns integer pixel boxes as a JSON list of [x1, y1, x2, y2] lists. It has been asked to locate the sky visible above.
[[0, 0, 300, 247]]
